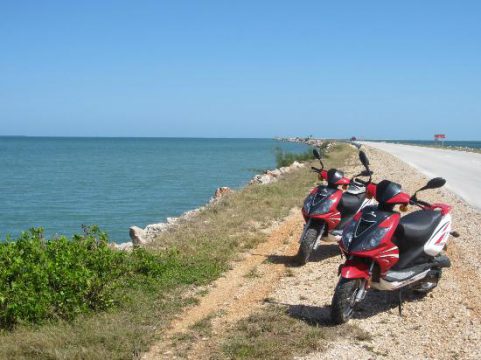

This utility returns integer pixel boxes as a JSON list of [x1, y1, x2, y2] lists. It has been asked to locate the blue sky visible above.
[[1, 1, 480, 139]]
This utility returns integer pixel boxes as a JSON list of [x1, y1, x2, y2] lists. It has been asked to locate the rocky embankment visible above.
[[275, 136, 326, 147], [112, 160, 305, 250]]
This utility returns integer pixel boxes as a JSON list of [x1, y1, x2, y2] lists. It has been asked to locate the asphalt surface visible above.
[[360, 141, 481, 210]]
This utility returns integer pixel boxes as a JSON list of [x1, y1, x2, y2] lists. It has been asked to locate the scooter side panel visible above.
[[303, 187, 344, 231], [424, 214, 452, 256], [340, 260, 370, 279]]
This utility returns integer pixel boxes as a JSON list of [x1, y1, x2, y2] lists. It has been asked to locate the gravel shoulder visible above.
[[272, 145, 481, 359]]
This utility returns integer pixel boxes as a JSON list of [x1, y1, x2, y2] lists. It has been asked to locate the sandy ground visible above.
[[142, 145, 481, 360], [360, 141, 481, 209]]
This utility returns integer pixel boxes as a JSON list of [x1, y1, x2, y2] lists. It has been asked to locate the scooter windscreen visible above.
[[303, 186, 337, 215], [341, 206, 395, 252]]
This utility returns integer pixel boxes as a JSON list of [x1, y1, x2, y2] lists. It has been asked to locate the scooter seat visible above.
[[338, 192, 366, 217], [336, 192, 366, 229], [396, 210, 442, 247]]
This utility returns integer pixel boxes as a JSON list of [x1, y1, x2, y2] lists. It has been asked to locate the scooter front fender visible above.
[[340, 261, 370, 279]]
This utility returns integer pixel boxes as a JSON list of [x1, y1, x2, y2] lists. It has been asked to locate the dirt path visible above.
[[142, 208, 305, 359]]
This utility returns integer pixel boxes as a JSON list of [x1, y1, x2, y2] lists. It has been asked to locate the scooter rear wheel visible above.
[[331, 278, 362, 324]]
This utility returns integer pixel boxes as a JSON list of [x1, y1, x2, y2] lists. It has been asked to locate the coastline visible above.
[[119, 137, 339, 250], [114, 159, 308, 251]]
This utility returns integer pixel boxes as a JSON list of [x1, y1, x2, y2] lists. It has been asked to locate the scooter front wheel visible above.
[[331, 278, 363, 324], [296, 223, 323, 265]]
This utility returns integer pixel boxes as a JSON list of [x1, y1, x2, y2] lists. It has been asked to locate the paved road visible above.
[[360, 141, 481, 210]]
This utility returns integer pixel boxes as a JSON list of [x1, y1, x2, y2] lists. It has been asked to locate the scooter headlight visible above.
[[303, 193, 315, 213], [351, 227, 390, 252], [310, 199, 334, 215]]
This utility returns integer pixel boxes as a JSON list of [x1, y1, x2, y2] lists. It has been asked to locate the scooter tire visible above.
[[331, 278, 361, 324], [295, 226, 320, 265]]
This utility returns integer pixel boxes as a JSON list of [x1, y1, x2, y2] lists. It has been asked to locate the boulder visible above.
[[166, 217, 178, 225], [267, 169, 282, 177], [111, 241, 133, 251], [290, 161, 304, 169], [129, 226, 148, 246], [213, 186, 233, 201], [250, 173, 275, 185], [145, 223, 169, 237]]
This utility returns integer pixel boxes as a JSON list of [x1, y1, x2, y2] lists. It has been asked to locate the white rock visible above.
[[129, 226, 149, 246], [258, 174, 275, 184], [291, 161, 304, 168], [110, 241, 133, 251], [144, 223, 169, 237], [212, 186, 233, 202], [267, 169, 282, 177], [166, 217, 178, 225]]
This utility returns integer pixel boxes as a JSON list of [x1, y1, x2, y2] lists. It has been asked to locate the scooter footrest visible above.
[[433, 254, 451, 268], [384, 264, 430, 283]]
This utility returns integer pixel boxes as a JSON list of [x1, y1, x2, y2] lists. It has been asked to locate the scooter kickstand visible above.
[[398, 289, 403, 317]]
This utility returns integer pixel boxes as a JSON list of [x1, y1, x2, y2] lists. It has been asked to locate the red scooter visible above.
[[331, 153, 455, 323], [296, 149, 375, 264]]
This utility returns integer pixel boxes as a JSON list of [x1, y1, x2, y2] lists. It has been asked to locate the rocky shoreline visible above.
[[111, 160, 306, 251]]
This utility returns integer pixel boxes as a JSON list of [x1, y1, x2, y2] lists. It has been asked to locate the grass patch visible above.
[[244, 267, 261, 279], [0, 143, 355, 359], [218, 305, 371, 360]]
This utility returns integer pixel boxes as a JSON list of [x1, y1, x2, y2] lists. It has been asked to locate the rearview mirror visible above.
[[313, 148, 321, 159], [359, 151, 370, 169], [424, 177, 446, 190], [416, 177, 446, 194]]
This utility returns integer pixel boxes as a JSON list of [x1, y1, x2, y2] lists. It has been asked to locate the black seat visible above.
[[336, 192, 366, 229], [396, 210, 442, 248]]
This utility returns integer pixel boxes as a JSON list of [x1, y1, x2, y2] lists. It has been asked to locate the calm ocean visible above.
[[0, 137, 308, 243]]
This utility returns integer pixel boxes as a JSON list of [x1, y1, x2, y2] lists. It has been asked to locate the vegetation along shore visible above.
[[0, 141, 350, 358]]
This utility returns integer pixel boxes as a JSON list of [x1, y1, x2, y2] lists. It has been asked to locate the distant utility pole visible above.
[[434, 134, 446, 146]]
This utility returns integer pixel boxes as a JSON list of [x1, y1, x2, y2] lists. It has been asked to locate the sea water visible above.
[[0, 137, 308, 242]]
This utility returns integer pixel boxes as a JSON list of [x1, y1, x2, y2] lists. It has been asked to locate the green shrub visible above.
[[275, 142, 331, 167], [0, 227, 126, 328], [0, 226, 229, 330]]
